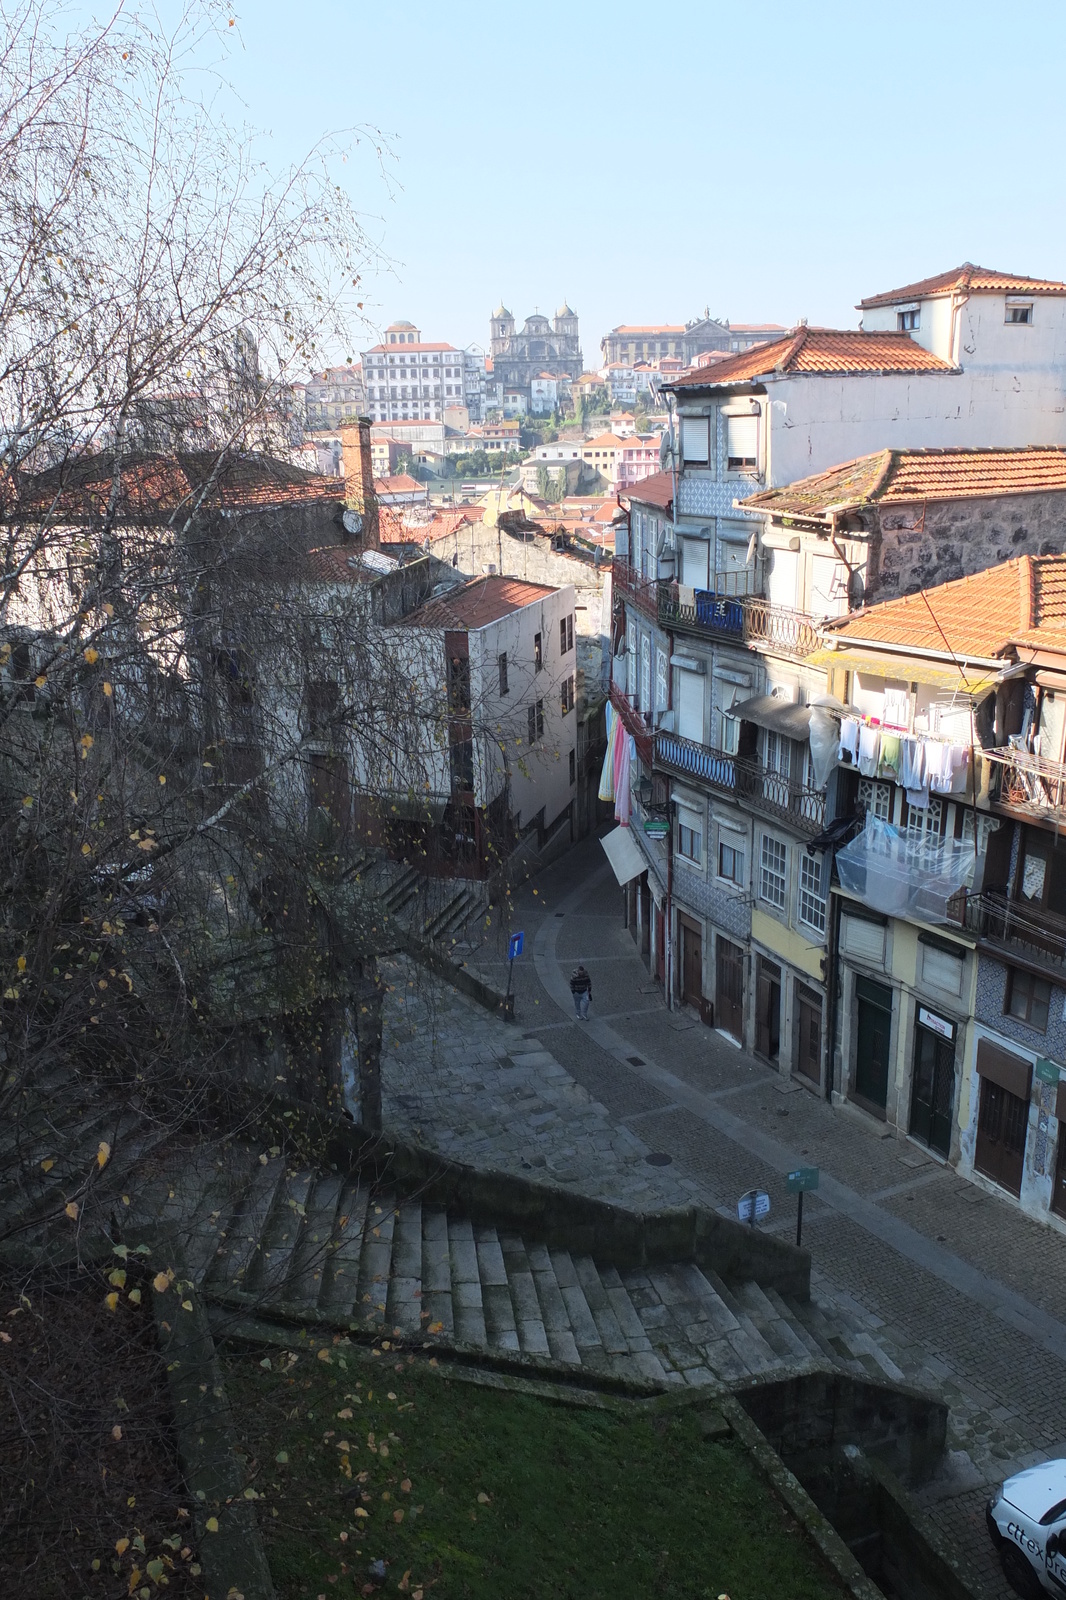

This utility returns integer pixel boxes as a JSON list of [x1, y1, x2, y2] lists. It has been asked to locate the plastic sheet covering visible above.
[[835, 818, 976, 922], [808, 695, 845, 790]]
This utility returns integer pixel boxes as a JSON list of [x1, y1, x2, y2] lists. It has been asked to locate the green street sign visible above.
[[787, 1166, 820, 1193], [1036, 1059, 1061, 1086]]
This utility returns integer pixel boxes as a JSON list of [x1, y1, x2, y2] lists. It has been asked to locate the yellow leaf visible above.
[[116, 1538, 129, 1556], [105, 1292, 119, 1311], [83, 648, 99, 664], [152, 1272, 170, 1293], [40, 1158, 54, 1172], [64, 1201, 79, 1220], [97, 1140, 111, 1169], [205, 1517, 219, 1533]]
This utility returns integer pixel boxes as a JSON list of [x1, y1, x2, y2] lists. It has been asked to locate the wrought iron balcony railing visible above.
[[655, 730, 826, 834], [962, 888, 1066, 971]]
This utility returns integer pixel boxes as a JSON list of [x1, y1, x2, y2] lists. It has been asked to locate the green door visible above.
[[909, 1024, 955, 1157], [854, 976, 892, 1112]]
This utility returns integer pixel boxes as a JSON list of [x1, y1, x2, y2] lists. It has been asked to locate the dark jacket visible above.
[[570, 968, 592, 996]]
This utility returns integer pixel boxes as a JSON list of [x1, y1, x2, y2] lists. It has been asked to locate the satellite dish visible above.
[[342, 508, 364, 537]]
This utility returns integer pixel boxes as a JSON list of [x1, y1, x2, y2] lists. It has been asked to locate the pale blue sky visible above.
[[154, 1, 1066, 360]]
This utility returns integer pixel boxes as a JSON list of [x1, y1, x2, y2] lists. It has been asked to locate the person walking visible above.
[[570, 964, 592, 1020]]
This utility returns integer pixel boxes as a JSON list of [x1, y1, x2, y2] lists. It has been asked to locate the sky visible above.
[[120, 1, 1066, 363]]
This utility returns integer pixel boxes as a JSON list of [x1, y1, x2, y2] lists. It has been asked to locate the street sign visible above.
[[737, 1189, 771, 1225], [787, 1166, 820, 1193], [1037, 1058, 1061, 1086], [508, 931, 524, 961]]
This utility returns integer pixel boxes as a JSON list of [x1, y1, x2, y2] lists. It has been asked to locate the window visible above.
[[799, 852, 827, 935], [1007, 968, 1052, 1032], [726, 413, 758, 471], [534, 631, 543, 672], [655, 648, 669, 711], [498, 651, 509, 696], [677, 808, 702, 863], [561, 675, 575, 714], [1006, 299, 1033, 324], [718, 838, 745, 885], [897, 308, 920, 331], [760, 834, 788, 910], [680, 415, 709, 464], [568, 748, 576, 784]]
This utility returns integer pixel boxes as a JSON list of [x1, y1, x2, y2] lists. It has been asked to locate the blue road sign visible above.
[[508, 931, 524, 960]]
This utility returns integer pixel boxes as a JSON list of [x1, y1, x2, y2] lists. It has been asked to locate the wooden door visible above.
[[974, 1077, 1028, 1196], [755, 957, 781, 1062], [681, 921, 702, 1008], [854, 976, 892, 1113], [909, 1025, 955, 1157], [795, 984, 823, 1084], [716, 937, 745, 1041]]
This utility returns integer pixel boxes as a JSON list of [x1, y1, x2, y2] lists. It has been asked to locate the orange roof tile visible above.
[[824, 555, 1066, 659], [400, 575, 558, 629], [859, 263, 1066, 309], [741, 446, 1066, 519], [622, 469, 673, 513], [668, 327, 955, 389]]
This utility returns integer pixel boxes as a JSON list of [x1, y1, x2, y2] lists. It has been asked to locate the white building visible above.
[[361, 321, 474, 426]]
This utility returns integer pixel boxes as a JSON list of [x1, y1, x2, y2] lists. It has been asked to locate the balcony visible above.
[[612, 556, 660, 621], [963, 888, 1066, 973], [984, 746, 1066, 823], [657, 582, 822, 660], [610, 681, 653, 769], [655, 730, 827, 834]]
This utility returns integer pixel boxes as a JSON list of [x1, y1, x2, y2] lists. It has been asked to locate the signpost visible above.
[[737, 1188, 771, 1227], [505, 931, 524, 1007], [786, 1166, 819, 1248]]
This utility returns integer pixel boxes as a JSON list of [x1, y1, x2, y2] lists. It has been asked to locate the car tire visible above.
[[1001, 1543, 1045, 1600]]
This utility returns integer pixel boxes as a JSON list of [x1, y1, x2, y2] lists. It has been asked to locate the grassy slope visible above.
[[223, 1344, 846, 1600]]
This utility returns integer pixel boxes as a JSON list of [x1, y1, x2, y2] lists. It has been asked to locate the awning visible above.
[[600, 825, 647, 886], [807, 647, 999, 696], [731, 693, 812, 740]]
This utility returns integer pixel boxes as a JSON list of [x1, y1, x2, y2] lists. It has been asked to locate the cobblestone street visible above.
[[379, 831, 1066, 1600]]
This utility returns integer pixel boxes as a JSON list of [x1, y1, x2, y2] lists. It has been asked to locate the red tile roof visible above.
[[859, 263, 1066, 309], [400, 575, 558, 629], [668, 327, 955, 389], [824, 555, 1066, 658], [622, 469, 673, 513], [741, 446, 1066, 519]]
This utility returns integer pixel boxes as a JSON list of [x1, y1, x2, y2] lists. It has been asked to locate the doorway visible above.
[[679, 916, 703, 1009], [795, 984, 823, 1084], [716, 937, 745, 1042], [909, 1021, 956, 1157], [854, 976, 892, 1114], [755, 957, 781, 1063]]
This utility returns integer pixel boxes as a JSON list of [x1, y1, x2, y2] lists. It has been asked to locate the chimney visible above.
[[340, 416, 380, 550]]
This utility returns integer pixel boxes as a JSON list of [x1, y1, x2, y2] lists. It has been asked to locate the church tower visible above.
[[490, 303, 515, 359]]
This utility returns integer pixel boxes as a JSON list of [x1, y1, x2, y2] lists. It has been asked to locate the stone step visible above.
[[386, 1200, 424, 1336], [447, 1215, 486, 1346], [206, 1156, 287, 1293], [288, 1171, 345, 1306], [319, 1179, 372, 1314], [245, 1168, 317, 1301], [357, 1194, 397, 1328]]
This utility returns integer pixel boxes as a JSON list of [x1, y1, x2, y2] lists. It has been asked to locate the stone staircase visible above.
[[125, 1149, 900, 1392]]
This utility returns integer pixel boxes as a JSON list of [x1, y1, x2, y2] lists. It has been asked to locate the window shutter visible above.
[[726, 414, 758, 468], [681, 416, 709, 463]]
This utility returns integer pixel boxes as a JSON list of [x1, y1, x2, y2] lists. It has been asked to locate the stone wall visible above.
[[873, 490, 1066, 601]]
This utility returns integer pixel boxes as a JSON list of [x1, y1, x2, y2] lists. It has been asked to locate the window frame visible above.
[[759, 833, 788, 912]]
